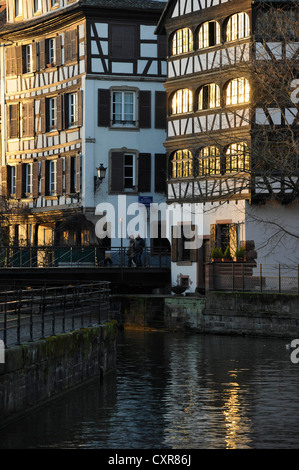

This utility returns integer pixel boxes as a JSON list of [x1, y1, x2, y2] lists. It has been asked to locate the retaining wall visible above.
[[0, 321, 118, 427], [114, 292, 299, 338]]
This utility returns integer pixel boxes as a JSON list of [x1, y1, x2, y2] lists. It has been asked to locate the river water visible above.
[[1, 329, 299, 449]]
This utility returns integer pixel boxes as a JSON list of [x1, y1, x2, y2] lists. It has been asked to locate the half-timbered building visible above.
[[156, 0, 299, 292], [0, 0, 168, 255]]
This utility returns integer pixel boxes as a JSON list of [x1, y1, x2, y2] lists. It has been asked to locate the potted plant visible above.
[[223, 246, 232, 261], [235, 246, 246, 261], [211, 247, 223, 262]]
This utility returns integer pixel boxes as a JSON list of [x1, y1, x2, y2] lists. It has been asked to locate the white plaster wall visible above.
[[245, 201, 299, 265], [83, 78, 167, 249]]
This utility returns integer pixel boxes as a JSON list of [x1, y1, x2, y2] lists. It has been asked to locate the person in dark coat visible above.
[[135, 234, 145, 267], [126, 236, 136, 267]]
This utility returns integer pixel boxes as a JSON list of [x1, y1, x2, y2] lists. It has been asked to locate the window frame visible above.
[[111, 90, 136, 127], [25, 163, 33, 195], [47, 96, 57, 131], [225, 142, 250, 173], [171, 89, 193, 115], [48, 160, 57, 195], [198, 146, 221, 176], [226, 77, 250, 106], [198, 21, 221, 49], [172, 28, 193, 56], [226, 12, 250, 43], [198, 83, 220, 110], [123, 153, 136, 189], [171, 149, 193, 179], [14, 0, 22, 18], [46, 38, 56, 67], [67, 92, 78, 128]]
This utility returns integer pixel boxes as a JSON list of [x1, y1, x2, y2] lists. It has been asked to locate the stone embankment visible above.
[[0, 321, 118, 428]]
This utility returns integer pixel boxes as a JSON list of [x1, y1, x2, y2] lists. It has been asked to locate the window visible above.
[[172, 150, 193, 178], [46, 38, 55, 66], [226, 13, 250, 42], [110, 24, 137, 59], [112, 91, 135, 125], [23, 45, 32, 73], [226, 77, 250, 105], [25, 163, 32, 194], [70, 156, 77, 193], [8, 103, 19, 139], [225, 143, 250, 173], [124, 153, 136, 189], [172, 28, 193, 55], [110, 151, 151, 193], [47, 97, 57, 131], [48, 160, 57, 195], [33, 0, 41, 13], [22, 101, 35, 137], [171, 224, 197, 262], [172, 89, 193, 115], [198, 84, 220, 110], [67, 92, 78, 127], [15, 0, 22, 17], [10, 166, 16, 195], [198, 21, 221, 49], [199, 147, 221, 175]]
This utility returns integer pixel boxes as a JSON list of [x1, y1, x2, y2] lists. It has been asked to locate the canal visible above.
[[0, 328, 299, 449]]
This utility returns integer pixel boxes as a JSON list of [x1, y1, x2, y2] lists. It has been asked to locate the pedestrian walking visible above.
[[135, 234, 145, 266], [126, 236, 136, 267]]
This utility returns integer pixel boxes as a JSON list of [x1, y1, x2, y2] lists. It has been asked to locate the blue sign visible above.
[[138, 196, 153, 208]]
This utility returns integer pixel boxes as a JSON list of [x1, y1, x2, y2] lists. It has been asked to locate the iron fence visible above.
[[0, 281, 111, 347], [210, 262, 299, 293], [0, 246, 170, 269]]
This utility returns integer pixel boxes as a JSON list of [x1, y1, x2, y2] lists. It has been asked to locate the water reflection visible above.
[[0, 329, 298, 449]]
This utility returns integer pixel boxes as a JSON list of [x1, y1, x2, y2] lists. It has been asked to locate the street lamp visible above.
[[94, 164, 107, 190]]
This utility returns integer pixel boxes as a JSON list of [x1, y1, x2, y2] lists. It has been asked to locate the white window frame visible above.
[[11, 166, 16, 195], [49, 160, 57, 194], [48, 97, 57, 130], [33, 0, 42, 13], [68, 92, 78, 127], [25, 163, 32, 194], [124, 153, 136, 189], [24, 44, 32, 73], [47, 38, 56, 66], [15, 0, 22, 17], [111, 90, 136, 126]]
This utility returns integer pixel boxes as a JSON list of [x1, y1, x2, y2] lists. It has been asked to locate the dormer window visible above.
[[33, 0, 41, 13], [172, 28, 193, 55], [198, 21, 221, 49], [226, 13, 250, 42], [15, 0, 22, 17]]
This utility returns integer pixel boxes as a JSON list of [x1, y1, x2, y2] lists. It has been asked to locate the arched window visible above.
[[171, 89, 193, 115], [198, 21, 221, 49], [226, 77, 250, 105], [198, 147, 221, 175], [198, 84, 220, 110], [172, 28, 193, 55], [172, 150, 193, 178], [225, 143, 250, 173], [226, 12, 250, 42]]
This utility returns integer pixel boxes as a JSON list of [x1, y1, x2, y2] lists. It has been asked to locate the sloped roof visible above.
[[156, 0, 298, 34]]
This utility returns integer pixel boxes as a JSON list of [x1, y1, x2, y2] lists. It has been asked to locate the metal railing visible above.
[[0, 246, 170, 269], [210, 262, 299, 293], [0, 281, 111, 347]]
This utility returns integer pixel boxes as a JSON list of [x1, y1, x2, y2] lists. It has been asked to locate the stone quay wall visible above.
[[113, 293, 299, 338], [0, 321, 118, 427]]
